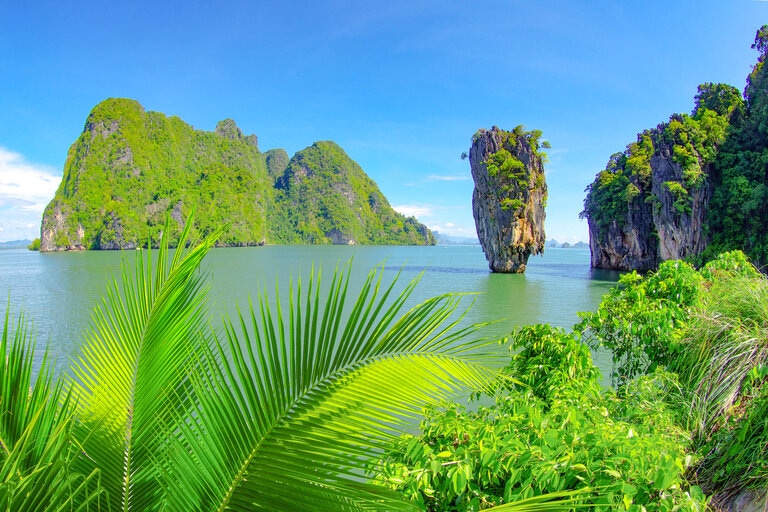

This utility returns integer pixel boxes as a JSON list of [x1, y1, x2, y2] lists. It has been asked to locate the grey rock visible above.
[[587, 123, 712, 271], [469, 126, 547, 273]]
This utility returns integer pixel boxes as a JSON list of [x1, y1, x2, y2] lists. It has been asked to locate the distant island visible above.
[[546, 239, 588, 249], [0, 239, 33, 250], [433, 232, 479, 245], [40, 98, 435, 251]]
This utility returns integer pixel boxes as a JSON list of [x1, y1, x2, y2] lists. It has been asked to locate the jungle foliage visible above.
[[706, 27, 768, 264], [376, 250, 768, 510], [43, 98, 433, 250]]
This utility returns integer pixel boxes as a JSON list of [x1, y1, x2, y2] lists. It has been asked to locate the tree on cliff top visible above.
[[706, 25, 768, 265]]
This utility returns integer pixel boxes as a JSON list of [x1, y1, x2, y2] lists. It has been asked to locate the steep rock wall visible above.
[[586, 132, 713, 271], [584, 106, 726, 271], [470, 126, 547, 273]]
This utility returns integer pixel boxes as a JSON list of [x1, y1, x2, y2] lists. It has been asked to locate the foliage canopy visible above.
[[42, 99, 434, 250]]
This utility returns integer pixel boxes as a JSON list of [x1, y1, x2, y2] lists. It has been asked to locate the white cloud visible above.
[[426, 174, 469, 182], [392, 204, 433, 218], [0, 147, 61, 241], [429, 222, 477, 238]]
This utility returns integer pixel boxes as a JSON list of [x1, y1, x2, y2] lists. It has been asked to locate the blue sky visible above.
[[1, 1, 766, 242]]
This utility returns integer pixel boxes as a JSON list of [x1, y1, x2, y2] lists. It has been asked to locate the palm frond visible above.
[[0, 307, 104, 511], [0, 403, 104, 512], [485, 488, 596, 511], [70, 216, 224, 511], [165, 262, 502, 511]]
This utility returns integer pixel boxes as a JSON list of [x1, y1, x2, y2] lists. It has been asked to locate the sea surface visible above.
[[0, 245, 621, 376]]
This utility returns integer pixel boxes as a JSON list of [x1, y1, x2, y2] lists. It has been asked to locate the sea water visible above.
[[0, 245, 620, 374]]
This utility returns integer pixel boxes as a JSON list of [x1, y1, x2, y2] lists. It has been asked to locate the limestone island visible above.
[[469, 126, 548, 273]]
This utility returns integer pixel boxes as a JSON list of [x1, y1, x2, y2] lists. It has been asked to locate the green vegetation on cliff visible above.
[[582, 86, 739, 239], [41, 98, 434, 250], [273, 141, 434, 245], [706, 29, 768, 263], [582, 26, 768, 269], [43, 99, 271, 249]]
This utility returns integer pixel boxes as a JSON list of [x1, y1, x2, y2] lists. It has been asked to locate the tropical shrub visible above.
[[577, 250, 768, 504], [375, 250, 768, 510], [578, 259, 702, 385], [373, 326, 707, 511]]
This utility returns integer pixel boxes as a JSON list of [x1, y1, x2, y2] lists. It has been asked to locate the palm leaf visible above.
[[0, 404, 104, 512], [164, 262, 502, 511], [0, 307, 104, 511], [486, 488, 596, 511], [71, 216, 224, 511]]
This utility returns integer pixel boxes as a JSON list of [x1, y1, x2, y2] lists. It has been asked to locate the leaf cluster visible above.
[[374, 326, 706, 512]]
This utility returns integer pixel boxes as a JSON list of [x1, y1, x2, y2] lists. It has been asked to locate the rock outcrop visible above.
[[40, 98, 435, 250], [470, 126, 547, 273], [582, 79, 749, 271], [583, 116, 720, 271]]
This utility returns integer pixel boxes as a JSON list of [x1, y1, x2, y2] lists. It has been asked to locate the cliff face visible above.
[[470, 126, 547, 273], [650, 147, 711, 262], [585, 127, 714, 271], [583, 76, 742, 272], [40, 98, 434, 250]]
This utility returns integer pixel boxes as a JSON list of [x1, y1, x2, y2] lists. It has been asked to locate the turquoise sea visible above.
[[0, 245, 620, 375]]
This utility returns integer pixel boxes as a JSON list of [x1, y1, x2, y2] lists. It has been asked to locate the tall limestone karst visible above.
[[470, 126, 548, 273], [581, 27, 768, 271], [40, 98, 434, 250], [581, 85, 742, 271]]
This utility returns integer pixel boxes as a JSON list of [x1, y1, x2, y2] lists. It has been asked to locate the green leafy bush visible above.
[[373, 326, 706, 512], [578, 260, 702, 385], [374, 250, 768, 509]]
